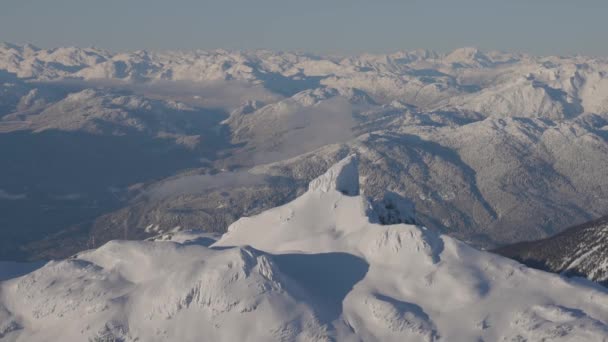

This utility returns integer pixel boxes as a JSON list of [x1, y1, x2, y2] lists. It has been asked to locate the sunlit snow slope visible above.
[[1, 156, 607, 341]]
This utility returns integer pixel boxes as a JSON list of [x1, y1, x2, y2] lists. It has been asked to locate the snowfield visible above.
[[1, 156, 606, 341]]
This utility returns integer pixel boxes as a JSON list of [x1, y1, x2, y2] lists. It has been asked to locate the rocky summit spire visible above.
[[308, 154, 359, 195]]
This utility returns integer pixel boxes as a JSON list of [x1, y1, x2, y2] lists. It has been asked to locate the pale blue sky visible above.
[[1, 0, 607, 56]]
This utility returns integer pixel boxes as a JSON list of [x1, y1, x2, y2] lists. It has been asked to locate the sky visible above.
[[1, 0, 607, 56]]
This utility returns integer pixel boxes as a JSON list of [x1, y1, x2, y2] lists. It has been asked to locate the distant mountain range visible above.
[[1, 43, 607, 261]]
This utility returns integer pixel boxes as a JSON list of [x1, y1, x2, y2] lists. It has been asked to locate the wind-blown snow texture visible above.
[[1, 43, 608, 259], [1, 157, 607, 341]]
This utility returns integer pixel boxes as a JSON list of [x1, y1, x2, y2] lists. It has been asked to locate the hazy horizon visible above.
[[3, 0, 608, 56]]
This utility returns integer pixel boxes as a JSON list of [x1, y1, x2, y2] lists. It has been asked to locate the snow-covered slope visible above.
[[1, 88, 221, 148], [496, 215, 608, 286], [1, 157, 607, 341], [438, 76, 582, 119]]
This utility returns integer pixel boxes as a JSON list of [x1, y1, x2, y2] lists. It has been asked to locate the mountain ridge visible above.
[[1, 156, 607, 341]]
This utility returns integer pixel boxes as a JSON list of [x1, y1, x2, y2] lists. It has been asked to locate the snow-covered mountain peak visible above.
[[1, 44, 608, 340], [218, 154, 441, 262], [308, 154, 359, 195], [0, 42, 39, 55], [443, 47, 493, 67], [290, 87, 339, 106], [209, 157, 608, 341], [2, 156, 608, 340]]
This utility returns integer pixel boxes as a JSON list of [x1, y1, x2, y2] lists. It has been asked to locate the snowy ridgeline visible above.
[[1, 156, 607, 341], [2, 43, 608, 117]]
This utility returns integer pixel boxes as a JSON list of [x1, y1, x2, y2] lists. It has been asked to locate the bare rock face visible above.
[[369, 192, 417, 225]]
